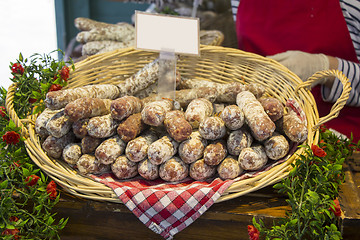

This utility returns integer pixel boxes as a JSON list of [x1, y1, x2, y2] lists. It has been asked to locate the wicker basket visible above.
[[5, 45, 351, 203]]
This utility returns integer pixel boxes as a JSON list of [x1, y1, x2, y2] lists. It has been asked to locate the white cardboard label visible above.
[[135, 11, 200, 56]]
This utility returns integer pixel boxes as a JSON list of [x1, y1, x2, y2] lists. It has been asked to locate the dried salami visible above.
[[125, 130, 158, 163], [164, 110, 192, 142], [203, 140, 228, 166], [117, 113, 147, 142], [46, 110, 72, 138], [236, 91, 275, 141], [159, 157, 189, 182], [178, 131, 207, 164], [238, 145, 268, 171], [264, 132, 289, 160], [189, 159, 216, 181], [184, 98, 213, 129], [220, 105, 244, 130], [45, 84, 120, 110], [199, 116, 226, 140], [217, 156, 243, 180], [227, 129, 253, 156], [138, 159, 159, 180], [63, 143, 82, 165], [64, 97, 112, 122], [110, 96, 142, 121], [95, 135, 125, 165], [42, 132, 75, 159], [148, 135, 178, 165], [87, 114, 119, 138], [111, 155, 138, 180]]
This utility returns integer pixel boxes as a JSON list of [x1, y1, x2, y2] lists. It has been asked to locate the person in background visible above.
[[231, 0, 360, 142]]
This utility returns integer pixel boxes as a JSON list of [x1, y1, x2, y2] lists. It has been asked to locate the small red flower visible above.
[[9, 216, 19, 222], [25, 175, 40, 187], [2, 131, 21, 145], [248, 225, 260, 240], [46, 180, 57, 200], [2, 228, 20, 239], [11, 63, 24, 75], [311, 144, 327, 157], [28, 98, 37, 104], [330, 199, 341, 217], [60, 66, 70, 81], [0, 106, 7, 118], [48, 84, 62, 92]]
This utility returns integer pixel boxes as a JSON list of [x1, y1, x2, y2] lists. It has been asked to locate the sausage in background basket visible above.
[[236, 91, 275, 141], [45, 84, 121, 110], [64, 97, 112, 122]]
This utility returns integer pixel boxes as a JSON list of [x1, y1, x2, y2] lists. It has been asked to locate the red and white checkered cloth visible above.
[[91, 174, 234, 239]]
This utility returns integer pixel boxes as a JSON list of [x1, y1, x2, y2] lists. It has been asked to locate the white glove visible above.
[[267, 50, 329, 82]]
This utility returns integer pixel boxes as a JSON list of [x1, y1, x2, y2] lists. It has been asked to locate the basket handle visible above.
[[295, 69, 351, 131], [5, 83, 29, 138]]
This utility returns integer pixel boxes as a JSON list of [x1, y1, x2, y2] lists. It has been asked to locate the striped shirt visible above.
[[231, 0, 360, 107]]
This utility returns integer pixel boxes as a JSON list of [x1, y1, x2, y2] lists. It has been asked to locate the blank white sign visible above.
[[135, 11, 200, 56]]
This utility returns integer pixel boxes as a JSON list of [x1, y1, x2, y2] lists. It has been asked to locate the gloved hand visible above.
[[267, 50, 329, 82]]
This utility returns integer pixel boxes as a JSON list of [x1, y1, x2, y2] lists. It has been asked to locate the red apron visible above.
[[236, 0, 360, 142]]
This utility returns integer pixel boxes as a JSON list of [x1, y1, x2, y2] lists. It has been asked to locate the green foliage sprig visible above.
[[1, 51, 74, 239], [10, 50, 74, 118], [249, 129, 360, 240]]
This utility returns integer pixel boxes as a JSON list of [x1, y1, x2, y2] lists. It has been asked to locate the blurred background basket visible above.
[[5, 45, 351, 203]]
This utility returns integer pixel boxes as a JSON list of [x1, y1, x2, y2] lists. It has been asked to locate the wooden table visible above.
[[53, 153, 360, 240]]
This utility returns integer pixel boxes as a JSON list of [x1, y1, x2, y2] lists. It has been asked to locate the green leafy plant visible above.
[[248, 128, 360, 240], [0, 51, 74, 239], [10, 50, 74, 118]]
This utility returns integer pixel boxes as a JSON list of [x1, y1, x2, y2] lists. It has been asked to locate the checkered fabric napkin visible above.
[[91, 174, 234, 239]]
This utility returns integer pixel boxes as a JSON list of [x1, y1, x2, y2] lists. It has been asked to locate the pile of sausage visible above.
[[35, 59, 308, 182]]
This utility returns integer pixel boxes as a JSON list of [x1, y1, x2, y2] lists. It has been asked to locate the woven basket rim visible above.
[[5, 45, 351, 203]]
